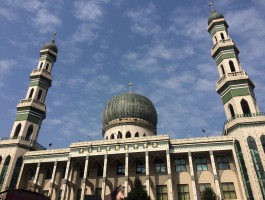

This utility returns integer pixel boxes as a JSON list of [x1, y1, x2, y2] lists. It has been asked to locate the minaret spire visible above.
[[209, 2, 215, 13], [207, 6, 260, 134]]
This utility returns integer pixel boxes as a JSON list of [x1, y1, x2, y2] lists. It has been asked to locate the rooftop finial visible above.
[[209, 2, 215, 13], [52, 32, 57, 41], [129, 82, 133, 93]]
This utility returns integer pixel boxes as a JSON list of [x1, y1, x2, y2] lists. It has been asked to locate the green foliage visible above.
[[201, 187, 219, 200], [126, 178, 151, 200]]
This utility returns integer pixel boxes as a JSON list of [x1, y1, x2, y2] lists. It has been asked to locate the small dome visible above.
[[41, 39, 58, 53], [102, 93, 157, 129], [208, 11, 224, 25]]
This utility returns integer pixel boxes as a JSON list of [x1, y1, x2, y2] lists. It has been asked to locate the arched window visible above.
[[0, 156, 2, 165], [110, 134, 114, 139], [45, 167, 52, 179], [221, 32, 225, 40], [79, 165, 84, 178], [29, 88, 34, 99], [135, 132, 139, 137], [37, 89, 42, 101], [143, 133, 146, 137], [261, 135, 265, 153], [106, 136, 108, 140], [0, 155, 11, 190], [234, 140, 253, 199], [10, 156, 23, 189], [217, 155, 230, 170], [241, 99, 251, 115], [228, 104, 235, 118], [126, 131, 131, 138], [220, 65, 225, 75], [136, 160, 145, 174], [214, 36, 217, 43], [28, 168, 35, 181], [40, 62, 43, 69], [229, 60, 235, 72], [117, 132, 122, 139], [247, 137, 265, 198], [45, 63, 49, 71], [62, 166, 66, 179], [195, 156, 208, 171], [26, 125, 33, 141], [14, 123, 21, 138]]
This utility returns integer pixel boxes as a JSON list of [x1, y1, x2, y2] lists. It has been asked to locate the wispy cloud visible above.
[[4, 0, 62, 34], [0, 60, 17, 88], [126, 3, 161, 36]]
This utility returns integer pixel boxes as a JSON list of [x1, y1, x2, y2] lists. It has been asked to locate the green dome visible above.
[[41, 39, 58, 53], [102, 93, 157, 129], [208, 11, 224, 25]]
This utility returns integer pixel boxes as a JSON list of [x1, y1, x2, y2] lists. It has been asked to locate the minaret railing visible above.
[[216, 70, 247, 86], [224, 112, 265, 125]]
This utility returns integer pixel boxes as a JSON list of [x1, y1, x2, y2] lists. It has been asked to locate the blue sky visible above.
[[1, 0, 265, 148]]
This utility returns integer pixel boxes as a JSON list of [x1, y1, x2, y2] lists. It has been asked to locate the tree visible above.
[[126, 178, 150, 200], [201, 187, 219, 200]]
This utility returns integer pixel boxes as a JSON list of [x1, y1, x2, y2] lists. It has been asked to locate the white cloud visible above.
[[0, 60, 16, 87], [126, 3, 161, 36], [0, 7, 17, 21], [73, 1, 103, 22]]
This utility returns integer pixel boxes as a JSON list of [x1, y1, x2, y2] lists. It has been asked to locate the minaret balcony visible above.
[[211, 38, 234, 56], [31, 68, 52, 80], [223, 112, 265, 135], [0, 136, 46, 150], [18, 98, 46, 111], [216, 70, 248, 91]]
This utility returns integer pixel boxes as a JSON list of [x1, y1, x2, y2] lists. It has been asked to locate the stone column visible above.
[[101, 154, 108, 199], [145, 151, 150, 196], [33, 162, 41, 192], [166, 150, 174, 200], [188, 152, 197, 200], [61, 157, 71, 200], [209, 151, 223, 199], [81, 156, 89, 200], [125, 153, 129, 197], [48, 161, 57, 198], [16, 162, 25, 189]]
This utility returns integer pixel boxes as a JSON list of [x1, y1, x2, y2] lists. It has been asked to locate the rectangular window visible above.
[[136, 162, 146, 174], [117, 162, 125, 175], [217, 155, 230, 170], [222, 182, 237, 199], [156, 185, 168, 200], [199, 183, 211, 198], [58, 190, 62, 200], [97, 163, 103, 176], [195, 157, 208, 171], [155, 160, 166, 173], [43, 190, 49, 196], [76, 189, 82, 200], [177, 184, 190, 200], [175, 158, 187, 172], [95, 187, 102, 195]]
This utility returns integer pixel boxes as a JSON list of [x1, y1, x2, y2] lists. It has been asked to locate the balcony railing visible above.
[[1, 136, 46, 150], [32, 68, 51, 76], [20, 98, 46, 108], [212, 38, 233, 53], [217, 70, 247, 86], [225, 112, 265, 125]]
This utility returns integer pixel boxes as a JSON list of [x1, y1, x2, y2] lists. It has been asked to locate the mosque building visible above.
[[0, 5, 265, 200]]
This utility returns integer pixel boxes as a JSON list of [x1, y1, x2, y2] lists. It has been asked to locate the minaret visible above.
[[208, 4, 265, 200], [207, 4, 260, 134], [9, 35, 58, 145], [0, 35, 58, 191]]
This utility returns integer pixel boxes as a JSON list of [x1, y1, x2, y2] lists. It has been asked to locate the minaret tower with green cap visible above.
[[0, 35, 58, 191], [208, 4, 265, 200]]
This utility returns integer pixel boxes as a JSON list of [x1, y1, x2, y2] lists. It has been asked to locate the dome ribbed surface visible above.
[[208, 11, 224, 25], [41, 39, 58, 53], [102, 93, 157, 128]]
